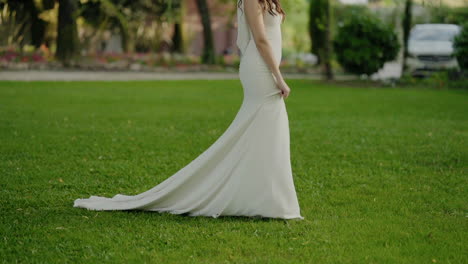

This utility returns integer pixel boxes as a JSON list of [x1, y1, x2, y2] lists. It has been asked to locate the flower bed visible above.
[[0, 47, 322, 74]]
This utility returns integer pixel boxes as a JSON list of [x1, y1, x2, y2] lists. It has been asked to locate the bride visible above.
[[74, 0, 304, 220]]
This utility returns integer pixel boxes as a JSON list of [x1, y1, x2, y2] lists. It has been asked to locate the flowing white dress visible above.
[[73, 1, 304, 220]]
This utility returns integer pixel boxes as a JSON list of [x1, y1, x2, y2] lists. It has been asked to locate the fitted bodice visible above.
[[236, 0, 283, 67]]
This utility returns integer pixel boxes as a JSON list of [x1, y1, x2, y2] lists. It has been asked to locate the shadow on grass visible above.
[[92, 209, 301, 223]]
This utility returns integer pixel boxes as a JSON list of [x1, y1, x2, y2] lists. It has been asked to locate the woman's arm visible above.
[[244, 0, 290, 98]]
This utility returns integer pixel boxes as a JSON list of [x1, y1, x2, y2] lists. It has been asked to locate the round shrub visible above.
[[333, 13, 400, 76], [454, 23, 468, 70]]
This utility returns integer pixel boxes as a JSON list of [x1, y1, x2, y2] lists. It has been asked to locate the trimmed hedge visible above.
[[333, 12, 400, 76]]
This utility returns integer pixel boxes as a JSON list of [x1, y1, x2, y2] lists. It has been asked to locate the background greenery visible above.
[[1, 0, 466, 78], [333, 10, 399, 75], [1, 80, 466, 263], [454, 23, 468, 70]]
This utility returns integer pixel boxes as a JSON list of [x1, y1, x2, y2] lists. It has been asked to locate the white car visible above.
[[405, 24, 461, 77]]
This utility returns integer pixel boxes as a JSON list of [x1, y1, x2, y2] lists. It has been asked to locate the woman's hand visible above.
[[276, 77, 291, 99]]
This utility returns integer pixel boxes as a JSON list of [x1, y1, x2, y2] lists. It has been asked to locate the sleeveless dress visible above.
[[73, 1, 304, 220]]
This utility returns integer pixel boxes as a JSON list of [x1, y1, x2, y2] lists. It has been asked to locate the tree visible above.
[[0, 0, 49, 48], [56, 0, 79, 65], [80, 0, 132, 52], [333, 12, 400, 76], [170, 0, 185, 53], [402, 0, 412, 72], [308, 0, 333, 80], [195, 0, 215, 64], [79, 0, 183, 53], [454, 23, 468, 70]]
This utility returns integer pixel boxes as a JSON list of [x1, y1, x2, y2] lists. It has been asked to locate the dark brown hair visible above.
[[238, 0, 286, 22]]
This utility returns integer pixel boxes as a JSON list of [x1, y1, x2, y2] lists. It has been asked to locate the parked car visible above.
[[405, 24, 461, 77]]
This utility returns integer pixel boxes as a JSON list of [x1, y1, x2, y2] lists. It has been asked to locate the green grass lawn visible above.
[[0, 80, 466, 263]]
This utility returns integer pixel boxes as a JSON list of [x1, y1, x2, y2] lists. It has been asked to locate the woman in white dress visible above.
[[74, 0, 304, 220]]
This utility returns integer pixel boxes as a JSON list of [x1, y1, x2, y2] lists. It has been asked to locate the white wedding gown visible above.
[[73, 1, 304, 220]]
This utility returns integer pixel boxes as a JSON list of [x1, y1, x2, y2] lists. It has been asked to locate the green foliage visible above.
[[333, 12, 400, 76], [0, 80, 467, 263], [42, 0, 55, 10], [281, 0, 310, 53], [80, 0, 131, 52], [79, 0, 183, 53], [333, 3, 371, 29], [399, 69, 468, 90], [0, 0, 47, 48], [308, 0, 333, 79], [429, 5, 468, 25], [454, 23, 468, 70], [308, 0, 330, 64]]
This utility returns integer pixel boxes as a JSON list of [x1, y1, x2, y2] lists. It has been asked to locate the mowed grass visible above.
[[0, 80, 466, 263]]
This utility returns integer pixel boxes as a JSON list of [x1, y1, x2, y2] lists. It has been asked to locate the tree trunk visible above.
[[25, 0, 45, 48], [195, 0, 215, 64], [171, 23, 184, 53], [402, 0, 413, 72], [309, 0, 333, 80], [5, 0, 46, 48], [56, 0, 79, 66], [323, 0, 333, 80], [309, 0, 325, 64]]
